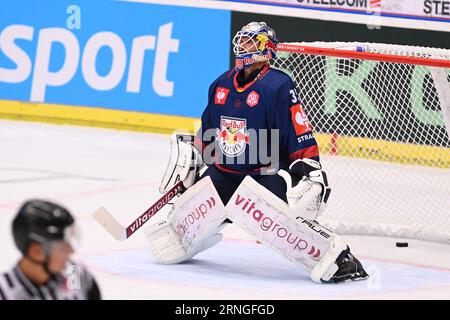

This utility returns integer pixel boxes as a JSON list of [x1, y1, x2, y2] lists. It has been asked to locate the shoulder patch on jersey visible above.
[[246, 91, 260, 108], [214, 87, 230, 105], [290, 104, 313, 136]]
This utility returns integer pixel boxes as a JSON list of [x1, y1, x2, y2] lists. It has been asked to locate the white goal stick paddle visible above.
[[92, 181, 185, 241]]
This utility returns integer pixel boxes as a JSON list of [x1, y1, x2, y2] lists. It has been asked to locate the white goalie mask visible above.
[[232, 21, 279, 71]]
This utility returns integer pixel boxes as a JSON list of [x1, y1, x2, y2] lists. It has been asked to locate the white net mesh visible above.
[[272, 42, 450, 243]]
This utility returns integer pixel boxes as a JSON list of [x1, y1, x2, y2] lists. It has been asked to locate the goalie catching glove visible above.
[[159, 132, 204, 194], [278, 158, 331, 221]]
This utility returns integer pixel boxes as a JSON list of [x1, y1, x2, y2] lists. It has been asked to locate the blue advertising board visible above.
[[0, 0, 231, 118]]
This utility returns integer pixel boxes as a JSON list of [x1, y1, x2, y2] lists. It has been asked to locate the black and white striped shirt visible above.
[[0, 261, 101, 300]]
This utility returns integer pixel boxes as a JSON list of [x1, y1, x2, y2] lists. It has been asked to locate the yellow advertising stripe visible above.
[[0, 100, 448, 168], [0, 100, 199, 134], [315, 133, 450, 169]]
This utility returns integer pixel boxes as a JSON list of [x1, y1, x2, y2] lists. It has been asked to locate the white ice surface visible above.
[[1, 119, 450, 300]]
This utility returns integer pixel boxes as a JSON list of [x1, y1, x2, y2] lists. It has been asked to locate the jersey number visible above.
[[290, 88, 300, 104]]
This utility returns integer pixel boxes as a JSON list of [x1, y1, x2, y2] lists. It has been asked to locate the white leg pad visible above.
[[144, 216, 189, 264], [226, 176, 348, 283], [310, 234, 348, 283], [144, 176, 226, 264]]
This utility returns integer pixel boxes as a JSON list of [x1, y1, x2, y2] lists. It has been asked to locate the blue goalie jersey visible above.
[[196, 65, 320, 175]]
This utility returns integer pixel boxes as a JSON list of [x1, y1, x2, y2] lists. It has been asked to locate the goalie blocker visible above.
[[145, 175, 368, 283]]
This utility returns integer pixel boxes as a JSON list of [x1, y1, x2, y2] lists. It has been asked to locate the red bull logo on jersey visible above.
[[217, 116, 249, 157]]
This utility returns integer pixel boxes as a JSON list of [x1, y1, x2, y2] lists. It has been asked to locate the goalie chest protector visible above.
[[198, 66, 320, 174]]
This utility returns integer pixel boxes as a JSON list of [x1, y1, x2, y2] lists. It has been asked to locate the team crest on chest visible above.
[[217, 116, 249, 157], [214, 87, 230, 105], [246, 90, 259, 108]]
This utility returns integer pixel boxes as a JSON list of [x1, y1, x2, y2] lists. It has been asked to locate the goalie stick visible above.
[[92, 180, 185, 241]]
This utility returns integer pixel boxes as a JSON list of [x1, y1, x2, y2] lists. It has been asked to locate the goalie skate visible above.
[[324, 246, 369, 283]]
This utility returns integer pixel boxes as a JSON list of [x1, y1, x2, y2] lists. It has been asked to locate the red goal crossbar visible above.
[[277, 43, 450, 69]]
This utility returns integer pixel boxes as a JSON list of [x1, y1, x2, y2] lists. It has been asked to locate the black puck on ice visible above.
[[396, 242, 408, 247]]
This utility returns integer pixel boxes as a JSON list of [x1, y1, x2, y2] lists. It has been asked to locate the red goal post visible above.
[[277, 43, 450, 69], [272, 42, 450, 243]]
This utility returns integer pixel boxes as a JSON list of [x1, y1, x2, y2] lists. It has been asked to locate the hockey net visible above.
[[272, 42, 450, 243]]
